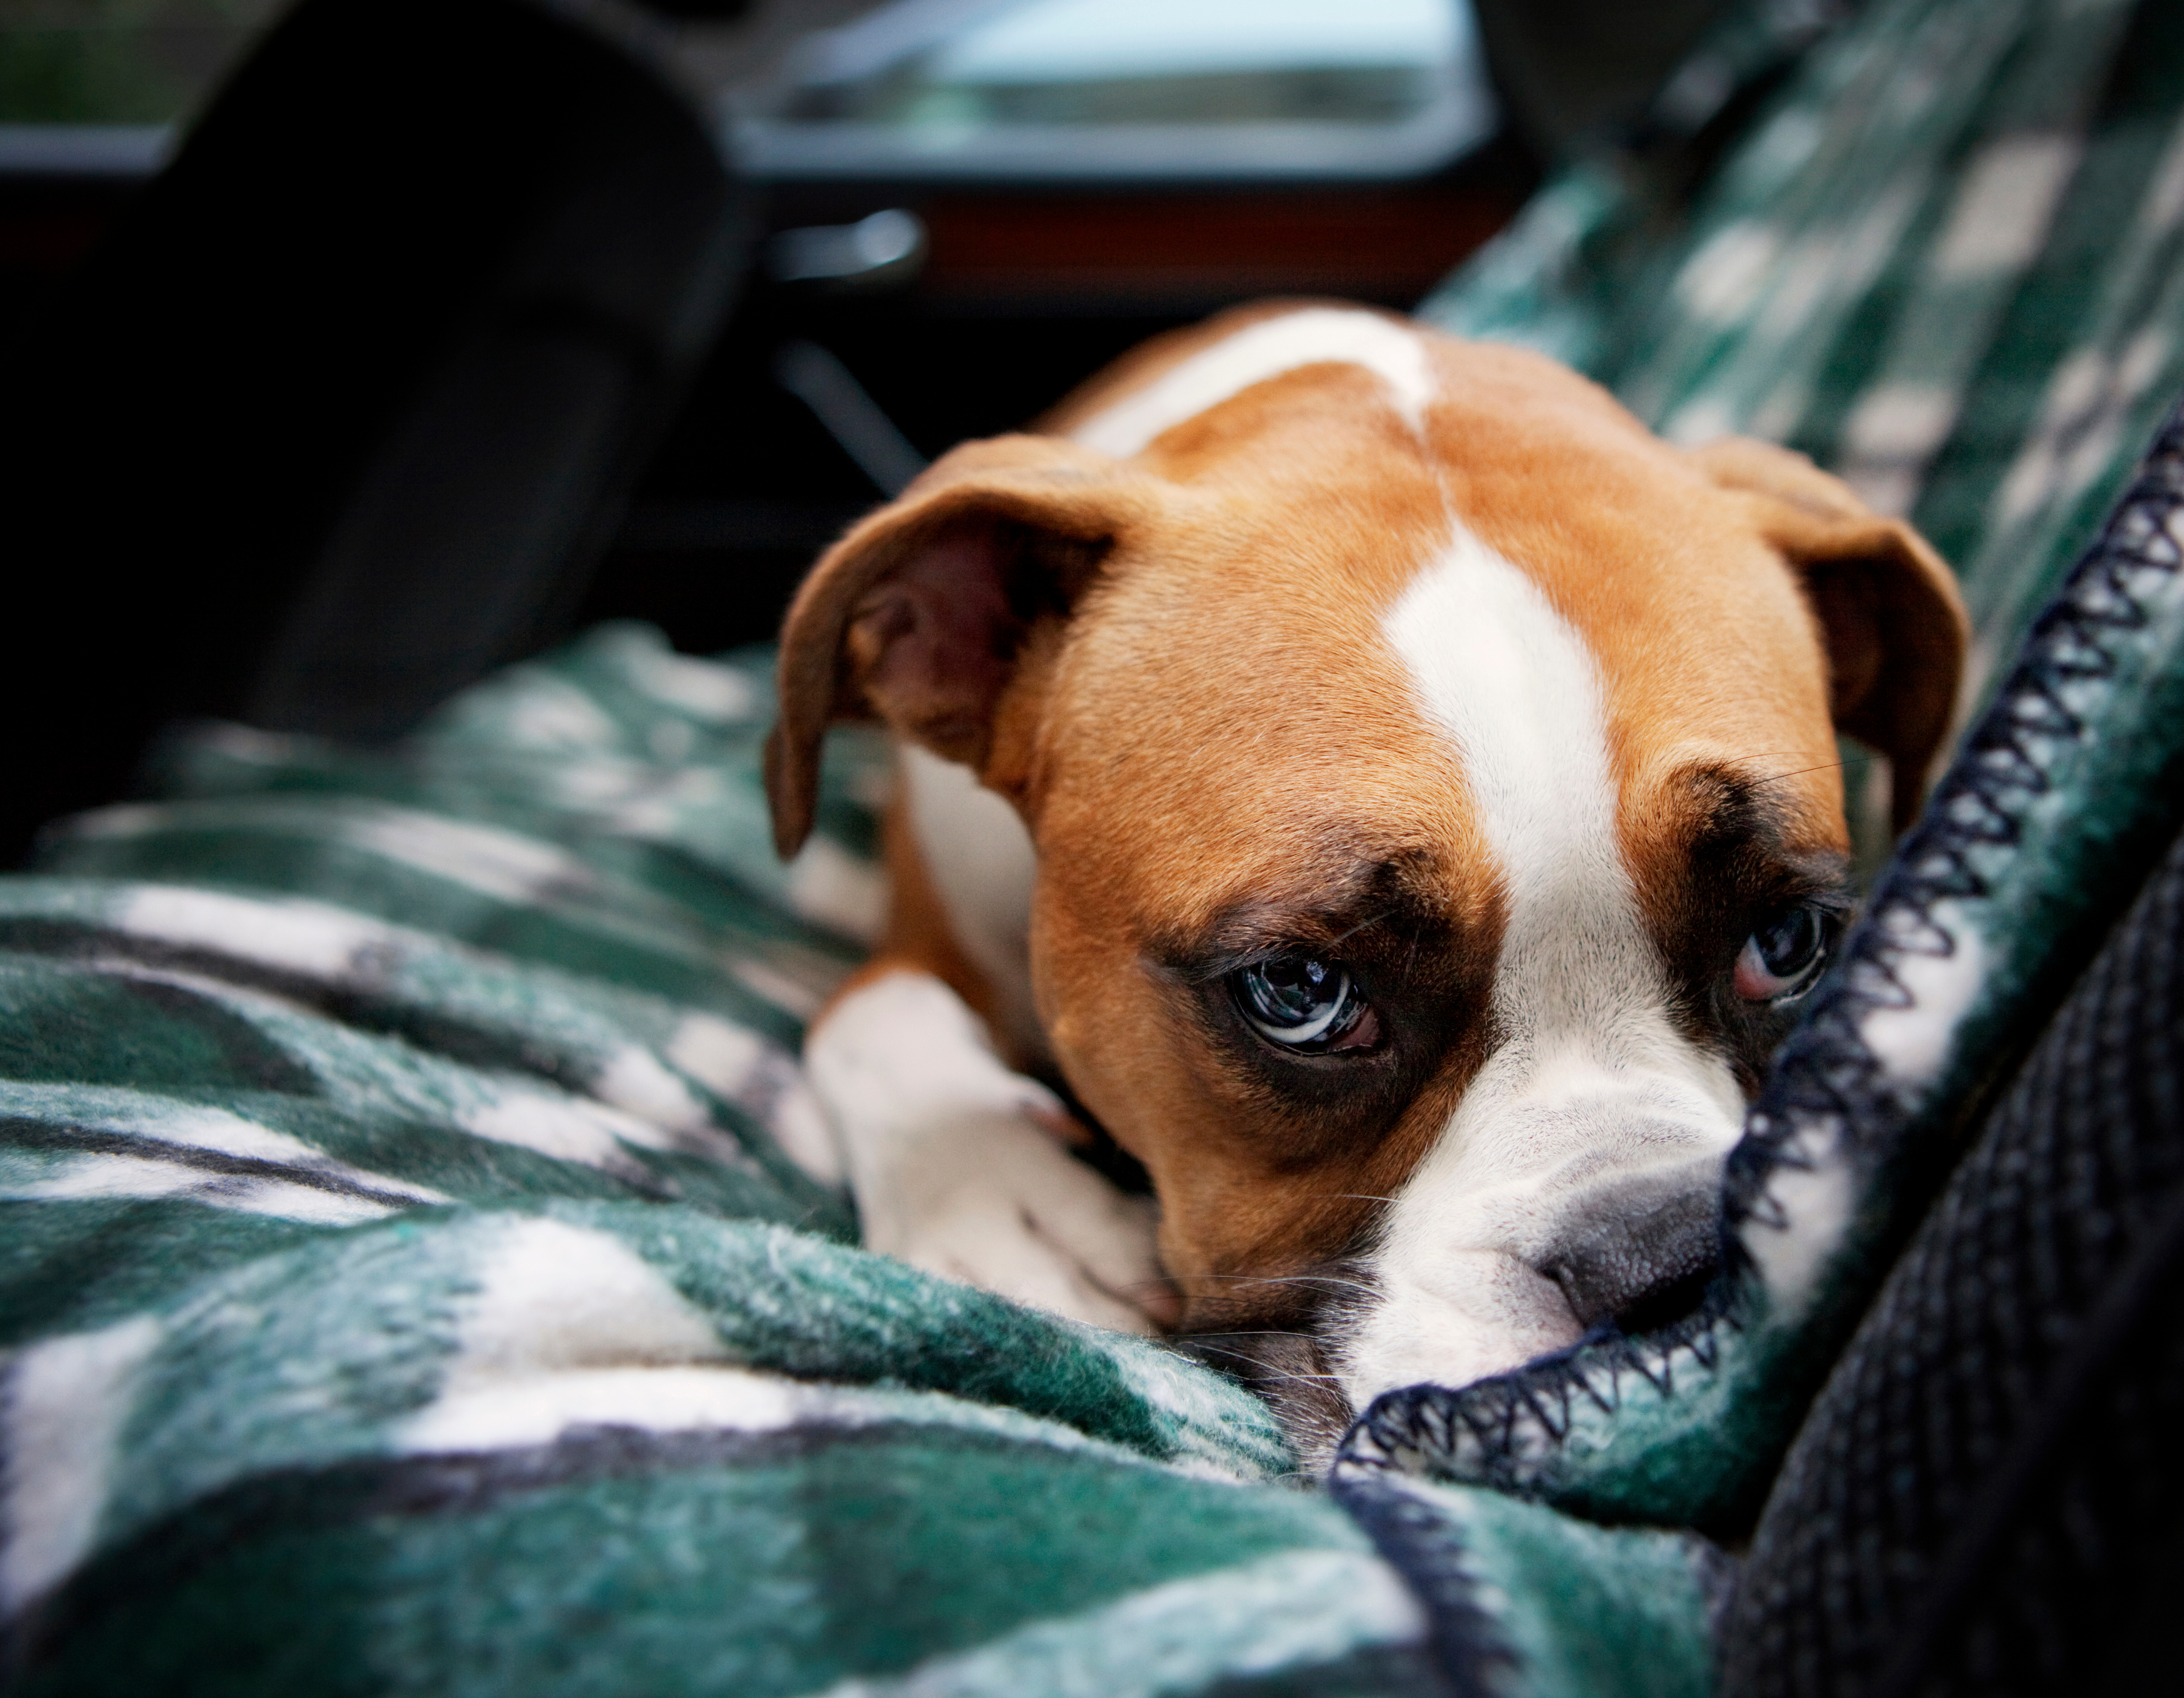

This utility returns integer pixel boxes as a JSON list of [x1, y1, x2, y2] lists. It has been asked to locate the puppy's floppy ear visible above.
[[1691, 437, 1970, 833], [766, 434, 1161, 859]]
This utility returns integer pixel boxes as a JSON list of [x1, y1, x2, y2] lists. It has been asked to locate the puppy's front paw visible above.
[[804, 971, 1173, 1334], [861, 1102, 1170, 1334]]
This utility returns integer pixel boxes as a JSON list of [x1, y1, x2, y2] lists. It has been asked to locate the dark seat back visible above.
[[0, 0, 750, 861]]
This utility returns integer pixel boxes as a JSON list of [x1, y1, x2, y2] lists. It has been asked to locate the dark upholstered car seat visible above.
[[0, 0, 752, 864]]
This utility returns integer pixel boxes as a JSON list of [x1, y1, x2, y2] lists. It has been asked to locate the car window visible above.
[[0, 0, 1493, 185], [0, 0, 276, 123], [732, 0, 1496, 181], [0, 0, 277, 172]]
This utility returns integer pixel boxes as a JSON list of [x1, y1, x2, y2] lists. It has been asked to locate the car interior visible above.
[[0, 0, 1620, 864], [7, 1, 2184, 1692]]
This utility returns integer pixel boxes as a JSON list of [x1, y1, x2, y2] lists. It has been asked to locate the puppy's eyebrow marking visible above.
[[1169, 849, 1439, 977], [1070, 308, 1435, 458]]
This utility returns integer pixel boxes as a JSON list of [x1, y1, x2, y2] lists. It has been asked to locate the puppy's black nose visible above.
[[1540, 1160, 1724, 1333]]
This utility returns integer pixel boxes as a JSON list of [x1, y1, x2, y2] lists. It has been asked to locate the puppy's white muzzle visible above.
[[1339, 1066, 1742, 1411]]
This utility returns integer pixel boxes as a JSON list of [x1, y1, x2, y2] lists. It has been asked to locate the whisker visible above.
[[1187, 1272, 1382, 1298], [1180, 1342, 1345, 1389], [1327, 908, 1392, 951], [1239, 1368, 1345, 1391]]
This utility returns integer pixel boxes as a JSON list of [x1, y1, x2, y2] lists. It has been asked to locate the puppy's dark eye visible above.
[[1231, 956, 1378, 1052], [1734, 904, 1831, 1004]]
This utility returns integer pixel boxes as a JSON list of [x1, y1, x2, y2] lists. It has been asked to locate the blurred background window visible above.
[[0, 0, 281, 176], [731, 0, 1497, 181], [0, 0, 1497, 183], [0, 0, 277, 124]]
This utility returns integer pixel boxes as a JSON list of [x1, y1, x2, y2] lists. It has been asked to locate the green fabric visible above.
[[1427, 1488, 1718, 1698], [4, 629, 1473, 1696], [0, 627, 1740, 1695]]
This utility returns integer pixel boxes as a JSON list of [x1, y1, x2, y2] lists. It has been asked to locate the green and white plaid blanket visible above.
[[9, 0, 2184, 1692], [3, 627, 1732, 1697], [1, 630, 1473, 1696]]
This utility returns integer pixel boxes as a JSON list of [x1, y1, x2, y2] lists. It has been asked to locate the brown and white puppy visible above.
[[766, 303, 1965, 1451]]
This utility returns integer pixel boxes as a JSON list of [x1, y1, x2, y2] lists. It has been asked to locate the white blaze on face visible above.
[[1070, 307, 1434, 459], [1349, 524, 1744, 1408]]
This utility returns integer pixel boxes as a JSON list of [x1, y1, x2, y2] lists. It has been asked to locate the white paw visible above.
[[805, 972, 1172, 1333], [862, 1099, 1167, 1333]]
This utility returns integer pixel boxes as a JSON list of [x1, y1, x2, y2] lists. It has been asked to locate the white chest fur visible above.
[[899, 743, 1044, 1063]]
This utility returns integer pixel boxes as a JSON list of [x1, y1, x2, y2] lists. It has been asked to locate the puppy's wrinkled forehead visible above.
[[1043, 306, 1844, 889]]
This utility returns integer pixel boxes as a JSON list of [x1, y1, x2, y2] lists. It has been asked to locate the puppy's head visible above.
[[768, 307, 1964, 1450]]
